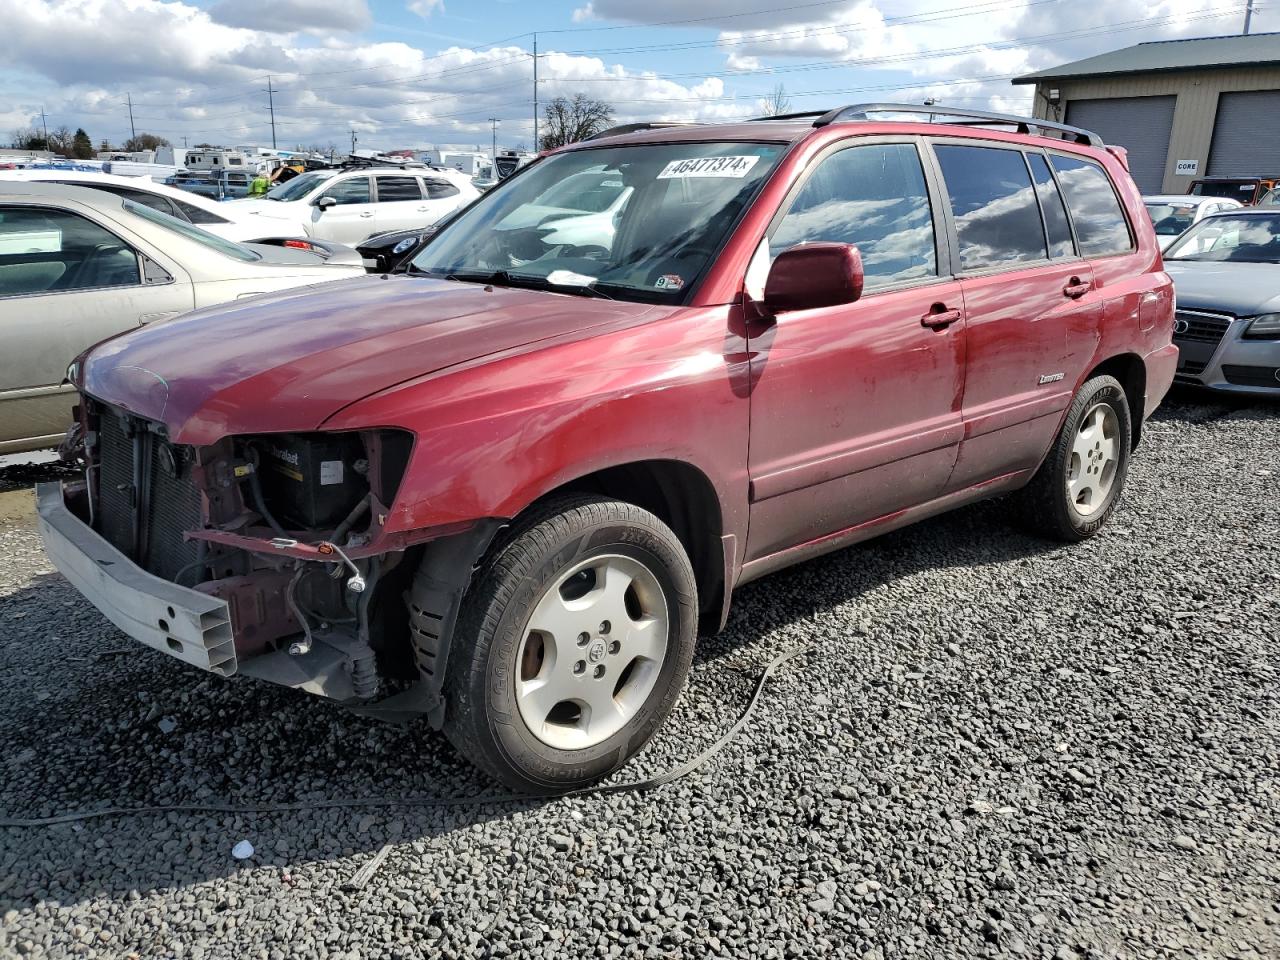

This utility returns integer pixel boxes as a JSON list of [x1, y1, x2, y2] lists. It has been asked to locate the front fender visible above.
[[322, 306, 753, 550]]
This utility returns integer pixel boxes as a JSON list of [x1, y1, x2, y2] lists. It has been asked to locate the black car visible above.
[[355, 226, 435, 273]]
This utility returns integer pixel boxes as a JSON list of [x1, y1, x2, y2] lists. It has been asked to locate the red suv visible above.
[[40, 105, 1178, 790]]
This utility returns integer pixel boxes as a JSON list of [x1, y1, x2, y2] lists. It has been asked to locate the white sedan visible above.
[[0, 183, 365, 454], [0, 169, 296, 243], [233, 166, 479, 246], [1144, 194, 1244, 251]]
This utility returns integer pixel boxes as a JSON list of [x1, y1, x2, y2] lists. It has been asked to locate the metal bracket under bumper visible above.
[[35, 482, 237, 677]]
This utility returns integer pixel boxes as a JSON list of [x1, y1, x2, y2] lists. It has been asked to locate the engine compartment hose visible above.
[[245, 446, 287, 536], [0, 642, 813, 827]]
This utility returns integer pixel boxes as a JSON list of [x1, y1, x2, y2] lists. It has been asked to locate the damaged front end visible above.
[[40, 396, 486, 718]]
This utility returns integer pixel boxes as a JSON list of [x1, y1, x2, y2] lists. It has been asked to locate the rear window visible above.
[[934, 144, 1047, 271], [1051, 155, 1132, 257], [173, 197, 229, 225], [122, 200, 260, 262]]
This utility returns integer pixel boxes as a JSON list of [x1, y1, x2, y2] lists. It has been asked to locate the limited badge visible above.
[[655, 274, 684, 290]]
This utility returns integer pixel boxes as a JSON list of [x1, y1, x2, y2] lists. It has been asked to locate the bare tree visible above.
[[123, 132, 171, 152], [10, 127, 47, 150], [758, 84, 793, 117], [45, 126, 75, 156], [540, 94, 614, 150]]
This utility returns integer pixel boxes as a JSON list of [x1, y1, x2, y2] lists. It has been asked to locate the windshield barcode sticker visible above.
[[657, 156, 760, 179]]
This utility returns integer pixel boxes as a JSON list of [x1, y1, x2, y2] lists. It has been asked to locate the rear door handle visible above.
[[1063, 277, 1091, 299], [921, 305, 962, 330], [360, 211, 374, 218]]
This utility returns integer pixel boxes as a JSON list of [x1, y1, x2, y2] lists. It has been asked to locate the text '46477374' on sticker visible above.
[[657, 156, 761, 179]]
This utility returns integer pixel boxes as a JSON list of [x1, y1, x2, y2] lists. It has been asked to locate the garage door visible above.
[[1207, 90, 1280, 175], [1066, 96, 1176, 193]]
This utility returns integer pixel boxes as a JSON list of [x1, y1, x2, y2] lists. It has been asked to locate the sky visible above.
[[0, 0, 1273, 153]]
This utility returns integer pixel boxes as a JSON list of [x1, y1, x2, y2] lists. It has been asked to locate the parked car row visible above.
[[0, 184, 366, 453]]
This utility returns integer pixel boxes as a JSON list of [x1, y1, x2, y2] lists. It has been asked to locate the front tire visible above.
[[1014, 374, 1132, 542], [442, 495, 698, 791]]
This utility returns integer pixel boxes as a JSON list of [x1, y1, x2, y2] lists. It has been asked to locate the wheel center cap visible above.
[[587, 639, 607, 664]]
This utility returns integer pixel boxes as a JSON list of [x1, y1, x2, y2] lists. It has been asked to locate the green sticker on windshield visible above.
[[657, 156, 760, 179]]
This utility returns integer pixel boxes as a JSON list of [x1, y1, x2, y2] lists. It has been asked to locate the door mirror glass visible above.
[[316, 196, 338, 210], [763, 242, 864, 313]]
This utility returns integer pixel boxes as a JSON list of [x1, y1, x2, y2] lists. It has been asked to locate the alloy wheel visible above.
[[1067, 402, 1120, 517], [514, 554, 669, 750]]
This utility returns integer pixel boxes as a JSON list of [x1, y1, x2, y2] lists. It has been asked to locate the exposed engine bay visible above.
[[60, 396, 433, 708]]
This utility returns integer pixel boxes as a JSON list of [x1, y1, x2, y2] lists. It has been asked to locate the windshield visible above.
[[122, 199, 261, 262], [409, 142, 783, 303], [1145, 202, 1197, 236], [264, 172, 329, 201], [536, 170, 630, 212], [1190, 180, 1256, 200], [1164, 213, 1280, 264]]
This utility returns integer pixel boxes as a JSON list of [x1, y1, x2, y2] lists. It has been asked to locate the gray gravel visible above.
[[1, 390, 1278, 959]]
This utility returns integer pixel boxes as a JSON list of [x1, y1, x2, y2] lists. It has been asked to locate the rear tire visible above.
[[1013, 374, 1132, 542], [442, 495, 697, 791]]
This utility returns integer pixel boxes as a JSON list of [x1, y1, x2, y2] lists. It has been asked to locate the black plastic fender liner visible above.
[[353, 518, 506, 725]]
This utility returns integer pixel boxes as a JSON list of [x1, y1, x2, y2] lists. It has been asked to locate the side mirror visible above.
[[316, 196, 338, 210], [762, 242, 864, 314]]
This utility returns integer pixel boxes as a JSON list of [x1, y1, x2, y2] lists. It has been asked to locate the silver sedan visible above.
[[0, 183, 366, 454], [1164, 209, 1280, 396]]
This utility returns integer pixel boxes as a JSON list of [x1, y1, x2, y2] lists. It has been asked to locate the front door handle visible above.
[[360, 211, 374, 218], [921, 304, 962, 330], [1063, 277, 1091, 299]]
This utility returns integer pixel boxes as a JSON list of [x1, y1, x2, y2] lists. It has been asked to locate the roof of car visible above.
[[0, 181, 133, 206]]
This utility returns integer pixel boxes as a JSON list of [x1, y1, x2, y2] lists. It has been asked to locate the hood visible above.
[[82, 275, 665, 445], [1164, 260, 1280, 316]]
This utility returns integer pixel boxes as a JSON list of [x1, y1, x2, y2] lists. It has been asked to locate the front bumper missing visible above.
[[35, 482, 237, 677]]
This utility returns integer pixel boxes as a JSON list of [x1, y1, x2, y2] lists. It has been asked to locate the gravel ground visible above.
[[1, 390, 1277, 960]]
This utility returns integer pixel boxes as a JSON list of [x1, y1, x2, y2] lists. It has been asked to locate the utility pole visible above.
[[40, 107, 48, 147], [266, 76, 277, 149], [1243, 0, 1254, 33], [127, 92, 136, 142], [182, 135, 188, 148], [488, 117, 498, 163], [350, 128, 357, 154], [532, 34, 539, 152]]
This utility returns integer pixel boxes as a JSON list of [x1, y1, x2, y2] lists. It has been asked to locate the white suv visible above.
[[236, 166, 479, 245]]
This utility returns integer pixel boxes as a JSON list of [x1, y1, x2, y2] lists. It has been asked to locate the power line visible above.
[[266, 76, 277, 150]]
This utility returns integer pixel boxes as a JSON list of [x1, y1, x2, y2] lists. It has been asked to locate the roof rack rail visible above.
[[746, 110, 830, 122], [584, 121, 697, 142], [810, 103, 1103, 146], [336, 157, 427, 170]]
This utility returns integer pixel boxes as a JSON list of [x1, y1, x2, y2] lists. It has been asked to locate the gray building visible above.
[[1013, 33, 1280, 194]]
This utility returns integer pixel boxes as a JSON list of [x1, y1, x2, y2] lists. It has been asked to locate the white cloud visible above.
[[408, 0, 444, 18], [0, 0, 746, 151], [209, 0, 372, 34]]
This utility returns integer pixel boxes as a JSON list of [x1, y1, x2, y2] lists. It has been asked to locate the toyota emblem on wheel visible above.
[[1173, 318, 1190, 335]]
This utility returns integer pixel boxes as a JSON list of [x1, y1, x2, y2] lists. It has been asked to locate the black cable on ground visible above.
[[0, 642, 813, 829]]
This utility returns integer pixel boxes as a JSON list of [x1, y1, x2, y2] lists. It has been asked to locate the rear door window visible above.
[[771, 142, 937, 289], [375, 176, 424, 202], [1026, 154, 1075, 258], [1050, 155, 1133, 257], [934, 144, 1047, 271], [424, 178, 461, 200]]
